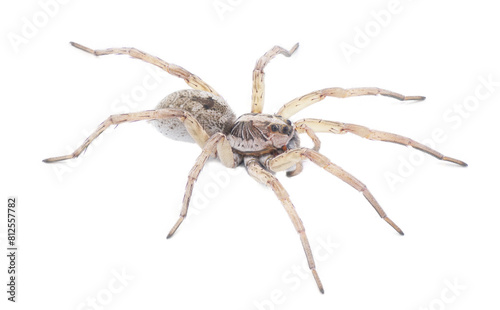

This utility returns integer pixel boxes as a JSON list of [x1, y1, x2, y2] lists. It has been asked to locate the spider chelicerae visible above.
[[44, 42, 467, 293]]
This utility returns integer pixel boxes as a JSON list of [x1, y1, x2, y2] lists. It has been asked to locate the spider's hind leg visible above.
[[43, 108, 210, 163], [70, 42, 220, 96]]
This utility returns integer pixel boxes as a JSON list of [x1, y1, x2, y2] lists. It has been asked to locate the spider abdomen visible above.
[[151, 89, 236, 143]]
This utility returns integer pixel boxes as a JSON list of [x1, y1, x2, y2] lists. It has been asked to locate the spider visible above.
[[44, 42, 467, 293]]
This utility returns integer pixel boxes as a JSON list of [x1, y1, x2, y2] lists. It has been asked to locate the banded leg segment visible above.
[[294, 122, 321, 152], [251, 43, 299, 113], [294, 119, 467, 166], [285, 123, 320, 177], [267, 148, 405, 235], [167, 133, 237, 239], [70, 42, 220, 96], [277, 87, 425, 119], [245, 159, 324, 294], [43, 108, 210, 163]]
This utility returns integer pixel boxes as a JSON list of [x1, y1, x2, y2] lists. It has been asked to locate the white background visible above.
[[1, 0, 499, 309]]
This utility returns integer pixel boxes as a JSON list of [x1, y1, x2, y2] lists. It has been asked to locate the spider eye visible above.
[[270, 124, 279, 132], [286, 119, 292, 126], [282, 125, 292, 135]]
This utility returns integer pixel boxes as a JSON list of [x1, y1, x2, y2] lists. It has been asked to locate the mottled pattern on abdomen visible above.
[[151, 89, 236, 143]]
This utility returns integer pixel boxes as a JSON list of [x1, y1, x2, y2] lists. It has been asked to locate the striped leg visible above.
[[277, 87, 425, 119], [70, 42, 220, 96], [251, 43, 299, 113], [246, 158, 324, 293], [167, 133, 237, 238], [294, 119, 467, 166], [267, 148, 405, 235], [43, 109, 210, 163]]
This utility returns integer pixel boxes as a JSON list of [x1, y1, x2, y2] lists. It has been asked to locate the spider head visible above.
[[266, 116, 294, 149], [228, 113, 295, 154]]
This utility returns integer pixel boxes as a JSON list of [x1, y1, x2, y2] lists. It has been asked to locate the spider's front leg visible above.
[[251, 43, 299, 113], [167, 133, 237, 238], [294, 119, 467, 166], [245, 158, 325, 294], [266, 148, 405, 235], [277, 87, 425, 119]]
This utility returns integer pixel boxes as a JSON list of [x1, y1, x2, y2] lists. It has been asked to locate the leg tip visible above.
[[404, 95, 426, 101], [70, 41, 82, 49], [42, 157, 61, 163], [312, 269, 324, 294], [384, 217, 404, 235], [70, 42, 96, 55], [167, 217, 184, 239], [443, 156, 468, 167], [42, 154, 73, 163]]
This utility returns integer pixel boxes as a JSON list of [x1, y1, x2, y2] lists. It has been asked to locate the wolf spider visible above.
[[44, 42, 467, 293]]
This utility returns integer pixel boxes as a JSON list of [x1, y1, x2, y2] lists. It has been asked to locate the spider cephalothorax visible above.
[[228, 113, 296, 155], [44, 42, 467, 294]]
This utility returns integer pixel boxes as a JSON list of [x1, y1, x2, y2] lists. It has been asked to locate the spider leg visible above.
[[285, 123, 320, 177], [42, 108, 210, 163], [167, 133, 237, 238], [251, 43, 299, 114], [294, 123, 321, 152], [266, 148, 405, 235], [286, 161, 303, 178], [245, 158, 324, 294], [70, 42, 220, 96], [277, 87, 425, 119], [294, 118, 467, 166]]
